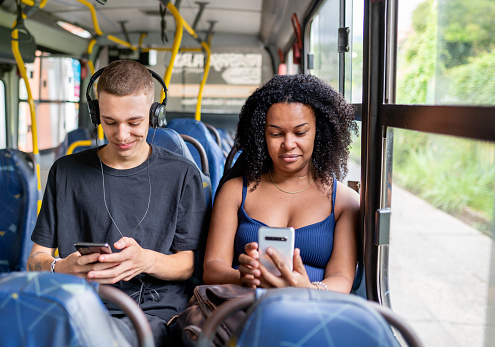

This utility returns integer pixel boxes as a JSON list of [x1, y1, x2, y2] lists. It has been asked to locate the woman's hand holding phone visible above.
[[238, 242, 261, 288], [258, 247, 312, 289], [238, 227, 313, 289]]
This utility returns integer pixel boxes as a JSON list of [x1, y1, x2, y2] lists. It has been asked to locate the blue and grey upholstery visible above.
[[199, 287, 422, 347], [146, 127, 212, 208], [166, 118, 224, 196], [0, 149, 37, 272], [0, 272, 152, 347], [234, 288, 402, 346], [55, 127, 94, 158], [216, 128, 235, 156]]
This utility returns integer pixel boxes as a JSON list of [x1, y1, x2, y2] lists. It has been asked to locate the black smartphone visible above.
[[74, 242, 112, 255]]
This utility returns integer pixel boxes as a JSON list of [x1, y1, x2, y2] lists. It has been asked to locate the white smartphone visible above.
[[258, 226, 295, 276]]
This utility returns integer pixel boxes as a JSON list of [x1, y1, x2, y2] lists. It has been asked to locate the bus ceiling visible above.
[[0, 0, 319, 58]]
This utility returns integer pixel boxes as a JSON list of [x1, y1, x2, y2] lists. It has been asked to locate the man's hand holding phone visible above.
[[74, 242, 112, 256], [85, 237, 153, 284]]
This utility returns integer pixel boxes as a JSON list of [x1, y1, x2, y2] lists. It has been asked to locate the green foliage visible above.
[[392, 130, 495, 232], [391, 0, 495, 232], [396, 0, 437, 104], [439, 0, 495, 67], [448, 51, 495, 105], [397, 0, 495, 105]]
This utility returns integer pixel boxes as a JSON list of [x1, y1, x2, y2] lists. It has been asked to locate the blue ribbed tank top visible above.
[[233, 177, 337, 282]]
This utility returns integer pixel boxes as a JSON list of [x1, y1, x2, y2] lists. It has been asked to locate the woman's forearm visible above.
[[203, 260, 242, 285]]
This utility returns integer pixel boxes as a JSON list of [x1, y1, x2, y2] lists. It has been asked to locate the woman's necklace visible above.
[[269, 170, 315, 194]]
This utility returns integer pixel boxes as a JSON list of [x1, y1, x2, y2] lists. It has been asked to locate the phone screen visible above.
[[258, 226, 295, 276], [74, 242, 112, 255]]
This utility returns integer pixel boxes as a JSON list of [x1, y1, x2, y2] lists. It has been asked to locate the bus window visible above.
[[308, 0, 339, 89], [396, 0, 495, 106], [384, 1, 495, 346], [18, 56, 80, 152], [350, 0, 363, 104], [309, 0, 361, 191], [388, 130, 493, 346], [0, 80, 5, 148]]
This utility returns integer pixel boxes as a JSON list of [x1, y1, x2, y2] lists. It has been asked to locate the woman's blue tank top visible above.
[[233, 177, 337, 282]]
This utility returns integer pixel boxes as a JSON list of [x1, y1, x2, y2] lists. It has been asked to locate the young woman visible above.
[[203, 74, 360, 294]]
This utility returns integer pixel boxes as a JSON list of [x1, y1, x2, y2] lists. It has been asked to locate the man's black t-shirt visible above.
[[32, 144, 207, 321]]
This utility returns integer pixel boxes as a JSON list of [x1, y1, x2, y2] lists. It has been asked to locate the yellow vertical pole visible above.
[[195, 42, 211, 121], [11, 25, 42, 215]]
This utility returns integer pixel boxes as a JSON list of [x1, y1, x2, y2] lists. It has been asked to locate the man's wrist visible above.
[[50, 258, 62, 273]]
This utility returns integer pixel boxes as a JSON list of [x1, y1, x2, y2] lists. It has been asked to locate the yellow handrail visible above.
[[11, 18, 42, 215], [84, 38, 105, 140], [196, 41, 211, 121], [164, 2, 211, 121], [162, 2, 184, 95], [139, 33, 147, 48], [20, 0, 48, 9], [67, 140, 93, 155], [76, 0, 137, 50], [75, 0, 103, 36], [107, 35, 137, 50], [141, 47, 203, 52]]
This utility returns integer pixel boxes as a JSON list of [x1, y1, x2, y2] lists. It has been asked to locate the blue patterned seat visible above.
[[147, 127, 212, 208], [0, 272, 133, 347], [167, 118, 224, 197], [0, 149, 37, 272], [199, 287, 422, 347], [233, 288, 402, 346], [55, 127, 94, 158]]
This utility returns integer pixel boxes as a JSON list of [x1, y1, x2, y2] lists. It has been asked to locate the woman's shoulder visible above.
[[334, 181, 360, 214], [214, 176, 244, 205]]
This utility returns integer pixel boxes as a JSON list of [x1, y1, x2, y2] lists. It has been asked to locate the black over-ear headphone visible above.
[[86, 67, 168, 128]]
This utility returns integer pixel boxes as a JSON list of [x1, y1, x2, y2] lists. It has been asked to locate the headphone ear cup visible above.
[[88, 100, 100, 125], [149, 102, 167, 128]]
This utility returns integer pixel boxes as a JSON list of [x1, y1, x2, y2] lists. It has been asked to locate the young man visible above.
[[27, 60, 208, 346]]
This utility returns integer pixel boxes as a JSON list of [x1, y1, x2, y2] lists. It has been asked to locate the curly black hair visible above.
[[236, 74, 358, 191]]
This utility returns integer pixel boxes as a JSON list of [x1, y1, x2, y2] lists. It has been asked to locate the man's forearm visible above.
[[146, 250, 195, 281], [27, 251, 54, 272]]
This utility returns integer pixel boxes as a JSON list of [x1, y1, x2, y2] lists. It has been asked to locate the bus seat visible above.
[[55, 127, 93, 158], [178, 134, 213, 210], [0, 271, 153, 347], [199, 288, 423, 347], [146, 127, 212, 209], [204, 123, 222, 148], [216, 128, 235, 157], [166, 119, 224, 196], [0, 149, 37, 273], [222, 145, 242, 177]]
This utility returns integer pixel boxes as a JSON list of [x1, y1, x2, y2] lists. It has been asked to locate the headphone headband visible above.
[[85, 65, 168, 127]]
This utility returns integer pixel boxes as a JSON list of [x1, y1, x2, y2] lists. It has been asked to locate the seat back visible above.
[[231, 288, 412, 347], [146, 127, 212, 208], [216, 128, 235, 155], [167, 118, 224, 196], [0, 272, 133, 347], [55, 127, 93, 158], [0, 149, 37, 272]]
